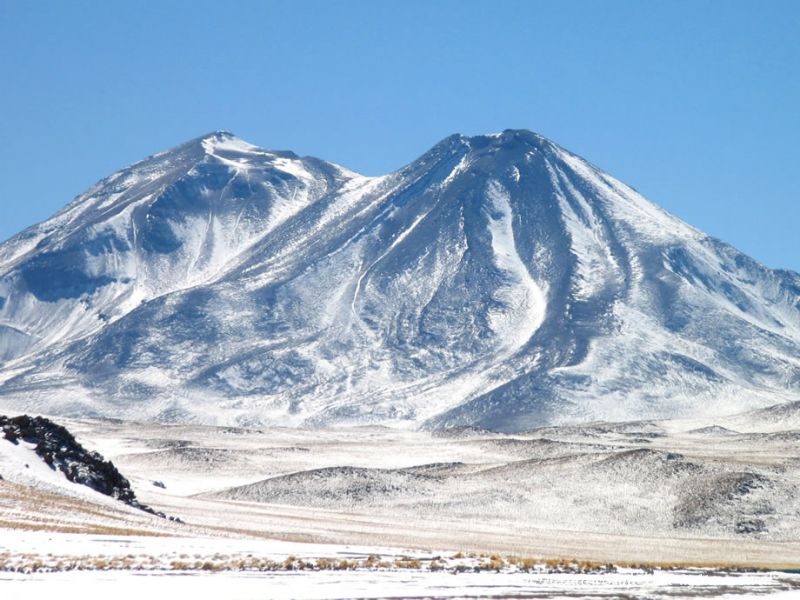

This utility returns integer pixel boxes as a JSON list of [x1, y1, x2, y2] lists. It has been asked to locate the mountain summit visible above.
[[0, 130, 798, 431]]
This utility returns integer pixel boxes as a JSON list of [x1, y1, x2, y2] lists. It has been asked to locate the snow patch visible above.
[[485, 180, 547, 353]]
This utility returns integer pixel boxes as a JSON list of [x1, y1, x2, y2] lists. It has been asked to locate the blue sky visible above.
[[1, 0, 798, 271]]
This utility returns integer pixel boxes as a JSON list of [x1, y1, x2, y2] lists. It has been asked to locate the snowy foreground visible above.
[[0, 532, 798, 599], [2, 409, 800, 597], [3, 567, 800, 600]]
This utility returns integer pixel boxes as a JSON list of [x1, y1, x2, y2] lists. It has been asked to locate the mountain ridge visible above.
[[0, 129, 798, 431]]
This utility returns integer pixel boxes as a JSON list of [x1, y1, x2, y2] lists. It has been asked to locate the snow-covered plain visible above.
[[2, 406, 800, 597], [3, 568, 800, 600]]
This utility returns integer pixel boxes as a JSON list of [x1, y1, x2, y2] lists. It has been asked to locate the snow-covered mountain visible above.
[[0, 129, 799, 431]]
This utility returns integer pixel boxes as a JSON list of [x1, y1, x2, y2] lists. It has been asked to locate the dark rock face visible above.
[[20, 250, 117, 302], [0, 414, 166, 518]]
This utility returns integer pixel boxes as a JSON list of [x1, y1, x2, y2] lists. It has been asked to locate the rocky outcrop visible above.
[[0, 414, 170, 518]]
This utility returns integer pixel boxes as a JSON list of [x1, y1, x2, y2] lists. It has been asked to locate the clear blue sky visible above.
[[1, 0, 798, 271]]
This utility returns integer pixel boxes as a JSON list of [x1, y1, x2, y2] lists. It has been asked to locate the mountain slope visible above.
[[0, 129, 798, 431]]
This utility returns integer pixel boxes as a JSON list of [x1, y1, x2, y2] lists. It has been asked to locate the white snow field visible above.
[[2, 568, 800, 600], [2, 405, 800, 597]]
